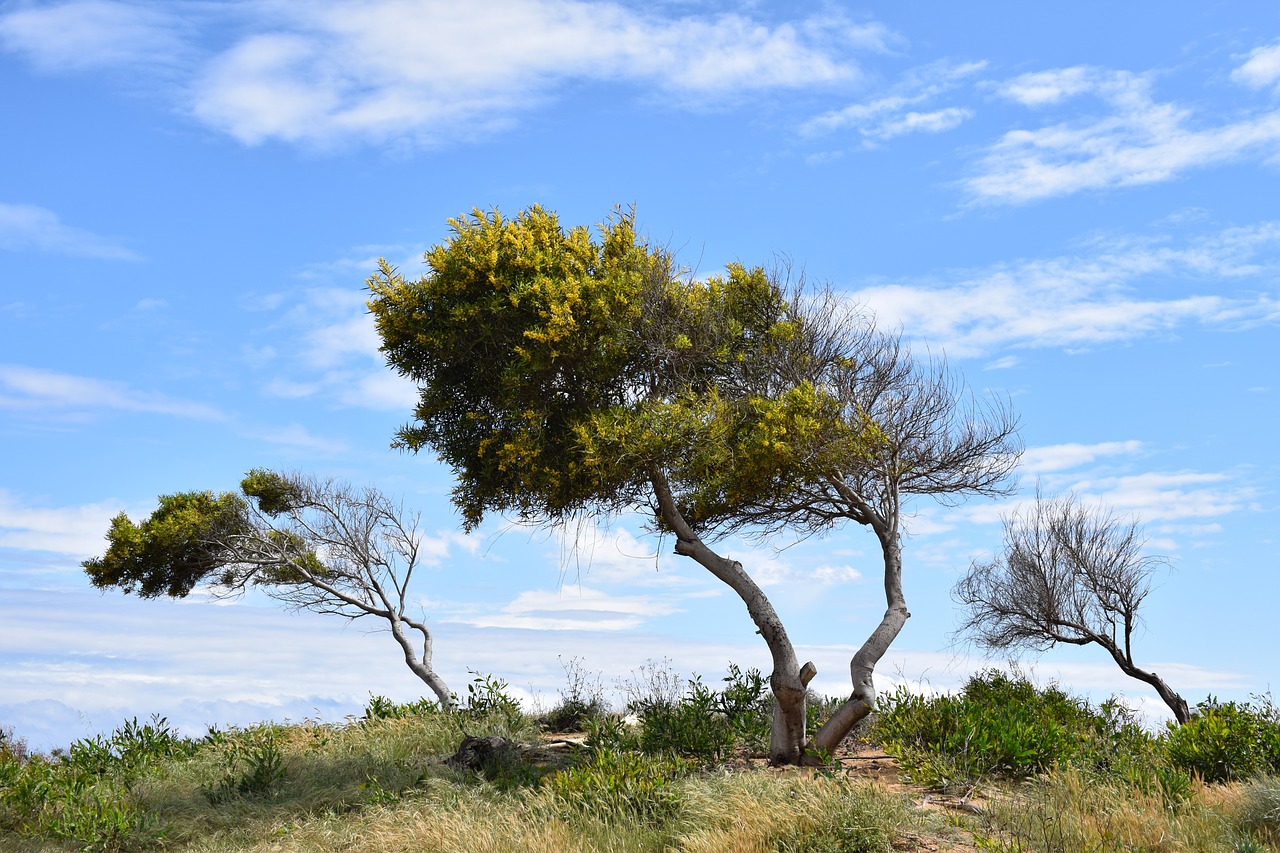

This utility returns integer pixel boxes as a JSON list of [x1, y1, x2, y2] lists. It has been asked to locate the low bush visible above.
[[1165, 695, 1280, 783], [547, 748, 688, 824], [0, 716, 190, 851], [873, 670, 1099, 788]]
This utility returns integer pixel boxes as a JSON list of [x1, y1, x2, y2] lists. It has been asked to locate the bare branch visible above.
[[953, 491, 1189, 723]]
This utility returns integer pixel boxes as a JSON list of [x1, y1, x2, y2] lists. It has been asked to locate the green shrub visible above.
[[632, 675, 735, 763], [547, 748, 687, 823], [874, 670, 1111, 788], [363, 694, 441, 721], [200, 724, 286, 803], [539, 656, 610, 733], [718, 663, 773, 755], [1165, 696, 1280, 783]]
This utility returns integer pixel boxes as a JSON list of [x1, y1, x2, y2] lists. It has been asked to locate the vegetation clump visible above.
[[5, 665, 1280, 852]]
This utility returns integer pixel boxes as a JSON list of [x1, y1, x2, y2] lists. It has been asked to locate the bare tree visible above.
[[952, 492, 1189, 724], [84, 470, 456, 709], [697, 317, 1023, 754]]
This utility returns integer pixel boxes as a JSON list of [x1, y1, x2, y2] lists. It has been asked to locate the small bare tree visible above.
[[953, 492, 1189, 724], [84, 470, 456, 709]]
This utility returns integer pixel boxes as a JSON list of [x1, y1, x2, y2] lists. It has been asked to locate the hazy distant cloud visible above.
[[803, 59, 984, 144], [0, 364, 224, 420], [461, 585, 684, 632], [853, 222, 1280, 356], [0, 0, 878, 148], [0, 491, 125, 556], [0, 202, 140, 260], [967, 63, 1280, 204], [241, 423, 349, 455]]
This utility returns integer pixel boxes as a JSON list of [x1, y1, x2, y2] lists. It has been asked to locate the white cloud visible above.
[[461, 585, 683, 631], [852, 222, 1280, 356], [0, 491, 125, 557], [996, 66, 1102, 107], [1, 1, 877, 148], [968, 66, 1280, 204], [242, 423, 349, 454], [0, 0, 187, 74], [0, 202, 140, 260], [0, 364, 225, 420], [1021, 440, 1144, 474], [1067, 471, 1251, 522], [803, 59, 984, 143], [1232, 40, 1280, 91]]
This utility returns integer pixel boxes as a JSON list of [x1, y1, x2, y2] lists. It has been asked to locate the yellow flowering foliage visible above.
[[368, 206, 876, 534]]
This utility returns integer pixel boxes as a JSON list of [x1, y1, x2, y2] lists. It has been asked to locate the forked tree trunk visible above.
[[812, 531, 910, 753], [649, 470, 814, 765], [389, 615, 457, 710]]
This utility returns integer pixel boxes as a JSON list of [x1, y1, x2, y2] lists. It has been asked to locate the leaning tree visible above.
[[368, 206, 1020, 763], [953, 492, 1190, 724], [83, 469, 456, 708]]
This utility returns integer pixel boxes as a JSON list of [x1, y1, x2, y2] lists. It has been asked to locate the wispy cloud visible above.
[[460, 585, 684, 632], [252, 282, 418, 411], [0, 0, 189, 74], [0, 364, 224, 420], [852, 222, 1280, 357], [967, 62, 1280, 204], [1232, 40, 1280, 92], [1021, 441, 1144, 474], [0, 491, 126, 557], [0, 202, 140, 260], [0, 0, 880, 149], [803, 59, 985, 145]]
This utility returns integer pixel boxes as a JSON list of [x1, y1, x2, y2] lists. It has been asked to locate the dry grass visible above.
[[977, 767, 1277, 853]]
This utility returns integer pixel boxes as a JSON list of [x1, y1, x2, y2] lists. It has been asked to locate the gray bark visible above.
[[650, 468, 812, 765], [813, 530, 910, 752]]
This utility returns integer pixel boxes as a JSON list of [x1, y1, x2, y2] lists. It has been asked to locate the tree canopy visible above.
[[84, 470, 456, 707], [369, 205, 1021, 763]]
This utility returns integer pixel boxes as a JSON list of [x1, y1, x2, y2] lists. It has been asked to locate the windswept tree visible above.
[[83, 470, 456, 708], [953, 492, 1190, 724], [368, 206, 1020, 763]]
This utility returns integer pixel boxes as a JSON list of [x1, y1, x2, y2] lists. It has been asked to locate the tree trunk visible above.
[[390, 617, 457, 710], [1098, 640, 1191, 725], [812, 530, 910, 753], [649, 470, 811, 765]]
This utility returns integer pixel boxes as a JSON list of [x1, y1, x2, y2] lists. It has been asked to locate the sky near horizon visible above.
[[2, 0, 1278, 752]]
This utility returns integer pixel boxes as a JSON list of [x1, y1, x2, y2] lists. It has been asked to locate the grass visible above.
[[4, 666, 1280, 852]]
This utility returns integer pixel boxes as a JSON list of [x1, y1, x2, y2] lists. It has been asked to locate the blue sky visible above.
[[2, 0, 1278, 751]]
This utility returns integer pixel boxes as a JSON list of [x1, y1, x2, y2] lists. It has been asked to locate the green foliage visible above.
[[539, 656, 609, 733], [458, 672, 525, 732], [547, 748, 687, 824], [367, 205, 865, 537], [82, 490, 249, 598], [240, 468, 304, 515], [717, 663, 773, 755], [362, 694, 442, 721], [0, 717, 190, 851], [200, 724, 287, 803], [874, 670, 1099, 788], [1165, 696, 1280, 783], [632, 675, 736, 763], [368, 205, 659, 530]]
